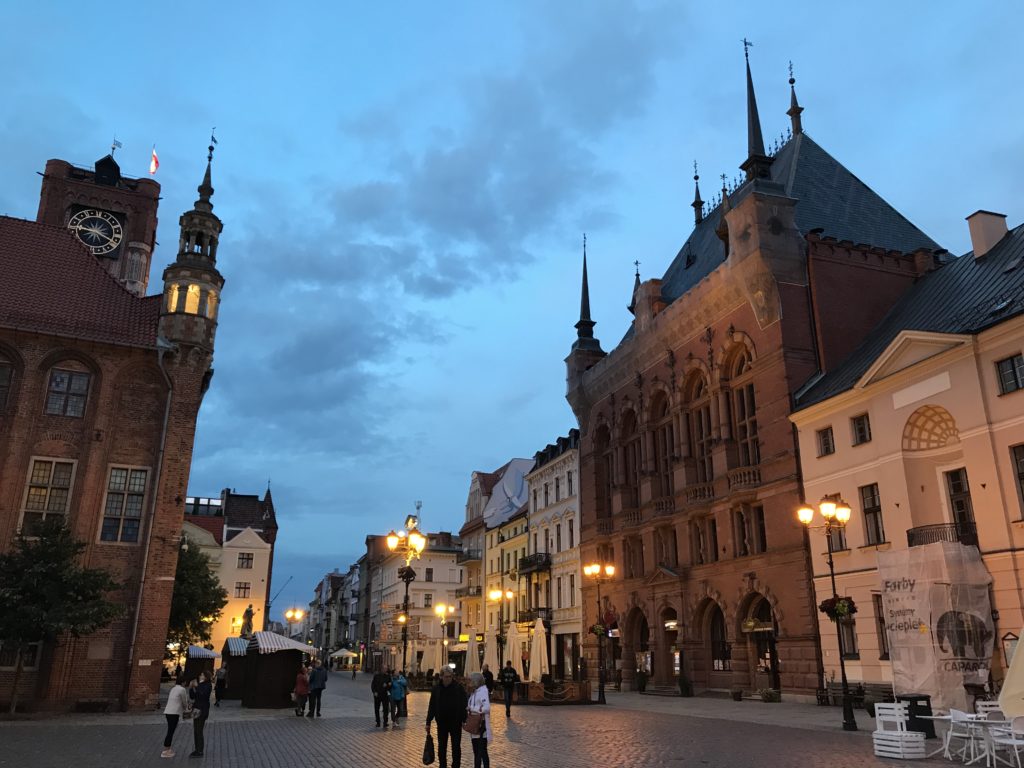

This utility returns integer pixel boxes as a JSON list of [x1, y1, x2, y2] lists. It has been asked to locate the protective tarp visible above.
[[878, 541, 994, 712]]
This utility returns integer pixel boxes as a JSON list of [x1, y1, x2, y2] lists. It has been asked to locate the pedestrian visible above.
[[481, 664, 494, 695], [371, 667, 392, 727], [466, 672, 492, 768], [307, 658, 327, 718], [294, 663, 310, 716], [425, 666, 467, 768], [390, 669, 408, 725], [351, 665, 357, 680], [214, 665, 227, 707], [191, 671, 213, 757], [161, 676, 191, 758], [497, 660, 520, 717]]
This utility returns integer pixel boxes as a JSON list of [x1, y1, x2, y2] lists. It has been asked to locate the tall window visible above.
[[555, 524, 562, 553], [730, 353, 759, 466], [829, 524, 848, 552], [688, 376, 714, 483], [997, 353, 1024, 394], [1013, 445, 1024, 516], [425, 567, 434, 582], [595, 426, 613, 519], [734, 504, 767, 556], [707, 517, 719, 562], [532, 489, 538, 512], [45, 368, 90, 417], [556, 577, 563, 609], [860, 483, 885, 545], [622, 410, 641, 508], [237, 552, 254, 569], [691, 520, 706, 565], [817, 426, 835, 457], [873, 594, 890, 660], [569, 574, 575, 607], [651, 393, 675, 498], [544, 483, 549, 507], [555, 477, 560, 502], [567, 471, 573, 496], [0, 359, 12, 409], [100, 466, 148, 543], [839, 618, 859, 659], [235, 582, 251, 598], [710, 607, 731, 671], [21, 458, 75, 532], [423, 593, 433, 608], [851, 413, 872, 445], [945, 468, 975, 525], [568, 519, 574, 548]]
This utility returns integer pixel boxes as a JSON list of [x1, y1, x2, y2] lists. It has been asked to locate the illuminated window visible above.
[[166, 284, 180, 312], [185, 285, 201, 314], [206, 290, 219, 319]]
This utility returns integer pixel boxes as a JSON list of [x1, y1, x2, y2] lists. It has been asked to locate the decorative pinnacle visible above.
[[692, 160, 704, 223], [743, 37, 753, 61], [787, 61, 804, 136]]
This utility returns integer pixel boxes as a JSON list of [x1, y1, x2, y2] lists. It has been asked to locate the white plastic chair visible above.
[[873, 702, 926, 760], [992, 716, 1024, 768], [946, 709, 978, 762], [978, 701, 1005, 718]]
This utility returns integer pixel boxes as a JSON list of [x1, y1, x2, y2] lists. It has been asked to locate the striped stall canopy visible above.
[[224, 637, 249, 656], [249, 631, 312, 655], [187, 645, 221, 659]]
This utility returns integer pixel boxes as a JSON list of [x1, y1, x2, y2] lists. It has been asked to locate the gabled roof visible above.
[[0, 216, 161, 347], [797, 223, 1024, 408], [224, 489, 277, 539]]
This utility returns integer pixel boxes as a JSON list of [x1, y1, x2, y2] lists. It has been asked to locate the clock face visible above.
[[67, 209, 123, 256]]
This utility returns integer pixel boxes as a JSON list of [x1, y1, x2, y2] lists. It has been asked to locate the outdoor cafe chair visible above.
[[978, 702, 1005, 719], [946, 709, 979, 763], [992, 716, 1024, 768]]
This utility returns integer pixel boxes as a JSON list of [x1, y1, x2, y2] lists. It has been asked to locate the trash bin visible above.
[[896, 694, 936, 739]]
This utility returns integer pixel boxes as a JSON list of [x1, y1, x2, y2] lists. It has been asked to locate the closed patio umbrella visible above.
[[1000, 629, 1024, 717], [431, 639, 444, 675], [506, 621, 524, 679], [483, 629, 500, 675], [529, 619, 550, 682], [466, 632, 480, 675]]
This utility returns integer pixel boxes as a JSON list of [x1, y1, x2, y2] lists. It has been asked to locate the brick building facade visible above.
[[0, 148, 225, 711], [566, 59, 943, 698]]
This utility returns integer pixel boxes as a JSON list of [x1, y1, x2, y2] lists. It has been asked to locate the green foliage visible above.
[[166, 543, 227, 656]]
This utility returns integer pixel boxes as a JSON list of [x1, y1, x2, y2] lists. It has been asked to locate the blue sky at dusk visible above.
[[2, 2, 1022, 616]]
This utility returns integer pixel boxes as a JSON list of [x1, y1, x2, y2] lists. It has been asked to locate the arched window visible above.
[[594, 425, 612, 519], [730, 350, 759, 467], [753, 599, 776, 673], [622, 410, 641, 508], [686, 374, 713, 483], [651, 392, 674, 498], [709, 605, 731, 671], [0, 354, 12, 410], [44, 361, 91, 418], [206, 290, 219, 319]]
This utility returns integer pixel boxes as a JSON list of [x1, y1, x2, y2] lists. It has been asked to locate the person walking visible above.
[[371, 667, 392, 727], [191, 671, 213, 757], [351, 665, 357, 680], [306, 659, 327, 718], [481, 664, 494, 695], [497, 660, 520, 717], [426, 667, 467, 768], [294, 663, 310, 716], [390, 670, 408, 724], [214, 665, 227, 707], [466, 672, 492, 768], [161, 677, 191, 758]]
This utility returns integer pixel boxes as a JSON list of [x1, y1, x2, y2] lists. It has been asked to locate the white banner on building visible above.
[[877, 541, 993, 712]]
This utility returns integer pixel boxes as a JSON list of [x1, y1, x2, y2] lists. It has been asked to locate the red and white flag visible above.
[[149, 146, 159, 175]]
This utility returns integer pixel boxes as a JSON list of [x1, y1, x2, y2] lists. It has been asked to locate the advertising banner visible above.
[[877, 541, 993, 712]]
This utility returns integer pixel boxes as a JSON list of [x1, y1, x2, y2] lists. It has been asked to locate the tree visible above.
[[166, 543, 227, 659], [0, 518, 122, 714]]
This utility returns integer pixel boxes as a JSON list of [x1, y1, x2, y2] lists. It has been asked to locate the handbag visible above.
[[290, 691, 297, 702], [422, 733, 435, 765], [182, 707, 194, 720], [463, 711, 484, 735]]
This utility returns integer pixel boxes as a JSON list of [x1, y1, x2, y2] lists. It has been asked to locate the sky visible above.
[[2, 1, 1022, 619]]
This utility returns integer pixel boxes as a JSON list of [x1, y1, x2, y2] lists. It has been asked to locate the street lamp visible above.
[[386, 504, 427, 674], [488, 588, 515, 666], [583, 562, 615, 705], [435, 602, 455, 666], [798, 496, 857, 732]]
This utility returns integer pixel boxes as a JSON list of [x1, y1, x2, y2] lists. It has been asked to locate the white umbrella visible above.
[[1000, 629, 1024, 717], [529, 619, 550, 682], [483, 629, 500, 675], [466, 632, 480, 675], [431, 639, 444, 674], [406, 637, 417, 674], [506, 621, 524, 679]]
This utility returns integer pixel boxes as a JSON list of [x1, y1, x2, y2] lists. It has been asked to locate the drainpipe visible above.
[[121, 339, 175, 711]]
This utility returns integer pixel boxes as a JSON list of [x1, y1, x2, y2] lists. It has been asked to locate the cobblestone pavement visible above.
[[0, 673, 947, 768]]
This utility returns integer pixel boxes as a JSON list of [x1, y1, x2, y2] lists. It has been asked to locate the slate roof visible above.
[[224, 490, 277, 541], [0, 216, 161, 347], [796, 223, 1024, 408]]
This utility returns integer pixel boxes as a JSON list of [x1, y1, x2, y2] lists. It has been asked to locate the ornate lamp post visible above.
[[798, 496, 857, 732], [488, 588, 515, 666], [435, 603, 455, 667], [583, 562, 615, 705], [386, 507, 427, 674]]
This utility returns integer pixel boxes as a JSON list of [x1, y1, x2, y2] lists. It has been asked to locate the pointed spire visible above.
[[716, 173, 731, 250], [195, 129, 218, 213], [740, 40, 773, 181], [692, 161, 704, 224], [627, 260, 641, 315], [574, 234, 597, 340], [787, 61, 804, 136]]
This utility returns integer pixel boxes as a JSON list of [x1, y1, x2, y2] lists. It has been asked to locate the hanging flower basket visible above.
[[818, 596, 857, 623], [590, 623, 607, 637]]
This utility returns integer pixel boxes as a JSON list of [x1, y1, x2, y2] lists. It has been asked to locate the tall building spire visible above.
[[692, 161, 704, 224], [739, 40, 773, 181], [628, 260, 641, 315], [787, 61, 804, 136], [573, 234, 601, 351], [195, 130, 217, 213]]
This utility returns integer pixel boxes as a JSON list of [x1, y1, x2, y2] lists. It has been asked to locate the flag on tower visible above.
[[149, 146, 159, 175]]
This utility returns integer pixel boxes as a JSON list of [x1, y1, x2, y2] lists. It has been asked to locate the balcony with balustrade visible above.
[[596, 518, 614, 536], [684, 481, 715, 504], [906, 521, 978, 548], [456, 549, 482, 564], [455, 584, 482, 598], [518, 607, 552, 624], [726, 465, 762, 491], [518, 552, 552, 575]]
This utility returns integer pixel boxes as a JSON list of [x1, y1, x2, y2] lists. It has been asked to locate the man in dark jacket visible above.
[[371, 668, 392, 727], [306, 659, 328, 718], [425, 668, 468, 768], [498, 660, 520, 716], [481, 663, 494, 694]]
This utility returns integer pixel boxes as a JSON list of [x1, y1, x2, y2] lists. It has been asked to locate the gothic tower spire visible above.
[[739, 40, 773, 181], [692, 161, 704, 224], [787, 61, 804, 136], [572, 234, 602, 353]]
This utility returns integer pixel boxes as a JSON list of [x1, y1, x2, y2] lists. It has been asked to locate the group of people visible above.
[[162, 671, 215, 759], [370, 668, 409, 726], [293, 658, 329, 717]]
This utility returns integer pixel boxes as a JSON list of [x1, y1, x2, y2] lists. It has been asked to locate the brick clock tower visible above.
[[36, 154, 160, 296]]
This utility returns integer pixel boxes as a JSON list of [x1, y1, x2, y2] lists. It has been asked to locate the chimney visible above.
[[967, 210, 1008, 259]]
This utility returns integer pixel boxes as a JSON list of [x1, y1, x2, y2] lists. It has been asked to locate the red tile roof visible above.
[[0, 216, 160, 347], [185, 515, 224, 545]]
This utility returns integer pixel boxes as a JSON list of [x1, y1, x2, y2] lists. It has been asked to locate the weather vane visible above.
[[742, 38, 753, 60], [633, 259, 641, 278]]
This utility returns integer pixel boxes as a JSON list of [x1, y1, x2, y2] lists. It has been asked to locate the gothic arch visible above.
[[721, 340, 755, 382], [36, 346, 102, 377], [902, 404, 960, 451], [682, 368, 710, 403], [735, 575, 785, 631]]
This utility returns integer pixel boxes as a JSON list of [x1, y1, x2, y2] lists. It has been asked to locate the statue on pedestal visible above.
[[240, 604, 255, 638]]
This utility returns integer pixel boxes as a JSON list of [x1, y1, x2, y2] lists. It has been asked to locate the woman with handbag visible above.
[[465, 672, 492, 768], [161, 676, 191, 759]]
